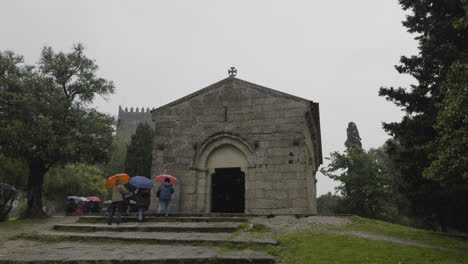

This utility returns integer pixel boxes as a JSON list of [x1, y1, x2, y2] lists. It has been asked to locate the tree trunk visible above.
[[23, 160, 48, 218]]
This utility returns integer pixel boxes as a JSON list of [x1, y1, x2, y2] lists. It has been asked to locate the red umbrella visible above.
[[105, 173, 130, 188], [155, 174, 179, 184], [87, 196, 101, 202]]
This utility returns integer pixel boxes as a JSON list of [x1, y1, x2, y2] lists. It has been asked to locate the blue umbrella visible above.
[[129, 176, 154, 189], [67, 196, 81, 200], [0, 183, 17, 192]]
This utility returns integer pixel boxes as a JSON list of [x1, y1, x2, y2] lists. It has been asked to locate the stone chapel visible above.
[[118, 71, 322, 215]]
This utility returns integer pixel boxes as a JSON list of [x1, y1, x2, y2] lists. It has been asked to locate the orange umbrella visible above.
[[105, 173, 130, 188], [155, 174, 179, 184]]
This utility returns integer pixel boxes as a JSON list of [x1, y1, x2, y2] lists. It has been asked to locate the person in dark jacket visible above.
[[157, 178, 174, 216], [133, 187, 151, 222], [65, 199, 76, 214]]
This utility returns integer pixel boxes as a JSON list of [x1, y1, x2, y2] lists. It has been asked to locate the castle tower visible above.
[[117, 106, 154, 138]]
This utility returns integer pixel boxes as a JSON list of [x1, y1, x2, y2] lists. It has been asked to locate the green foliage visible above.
[[0, 44, 115, 217], [321, 122, 401, 221], [421, 61, 468, 231], [344, 122, 362, 151], [99, 136, 128, 178], [378, 0, 468, 230], [316, 192, 341, 215], [124, 123, 154, 177], [0, 155, 27, 191], [424, 62, 468, 183], [276, 229, 468, 264], [43, 164, 108, 203]]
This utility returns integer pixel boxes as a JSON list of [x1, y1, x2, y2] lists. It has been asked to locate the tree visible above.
[[345, 122, 363, 151], [0, 44, 114, 217], [44, 164, 108, 204], [124, 123, 154, 177], [0, 155, 28, 191], [378, 1, 467, 230], [317, 192, 341, 215], [321, 122, 400, 221], [0, 184, 17, 221], [422, 62, 468, 230], [424, 62, 468, 183], [99, 135, 129, 178]]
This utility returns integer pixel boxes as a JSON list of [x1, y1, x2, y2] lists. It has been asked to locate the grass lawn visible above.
[[275, 229, 468, 264], [0, 218, 51, 235], [0, 218, 35, 228], [334, 216, 468, 251]]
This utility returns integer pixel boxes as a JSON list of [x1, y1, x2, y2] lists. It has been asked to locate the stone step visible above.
[[54, 222, 242, 233], [0, 242, 275, 263], [79, 216, 249, 223], [25, 231, 278, 246], [71, 213, 253, 217]]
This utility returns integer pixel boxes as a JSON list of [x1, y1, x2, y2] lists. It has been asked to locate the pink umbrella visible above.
[[155, 174, 179, 184], [87, 196, 101, 202]]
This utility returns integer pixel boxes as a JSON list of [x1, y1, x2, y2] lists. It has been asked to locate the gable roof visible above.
[[152, 77, 314, 112]]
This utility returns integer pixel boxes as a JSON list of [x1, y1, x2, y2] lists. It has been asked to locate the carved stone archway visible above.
[[192, 133, 256, 213]]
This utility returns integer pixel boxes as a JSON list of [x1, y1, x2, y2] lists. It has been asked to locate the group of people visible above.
[[107, 177, 174, 225], [66, 199, 101, 214]]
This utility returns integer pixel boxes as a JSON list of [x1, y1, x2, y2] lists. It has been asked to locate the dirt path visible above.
[[335, 230, 468, 255]]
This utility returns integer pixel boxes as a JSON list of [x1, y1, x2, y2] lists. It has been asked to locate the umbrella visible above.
[[80, 197, 89, 202], [155, 174, 179, 184], [129, 176, 154, 189], [87, 196, 101, 202], [129, 200, 136, 204], [0, 183, 17, 192], [67, 196, 81, 200], [105, 173, 130, 188], [104, 200, 112, 204]]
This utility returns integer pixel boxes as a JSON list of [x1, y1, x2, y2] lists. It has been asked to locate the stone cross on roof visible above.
[[228, 67, 237, 77]]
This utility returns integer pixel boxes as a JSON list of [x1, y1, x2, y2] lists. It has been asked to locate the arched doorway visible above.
[[193, 133, 255, 214], [206, 145, 247, 213]]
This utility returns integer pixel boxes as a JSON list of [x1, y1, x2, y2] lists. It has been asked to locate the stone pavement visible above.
[[0, 215, 277, 263], [34, 230, 277, 245], [0, 242, 275, 263]]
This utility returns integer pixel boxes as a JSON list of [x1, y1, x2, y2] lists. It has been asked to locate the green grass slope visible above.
[[274, 217, 468, 264], [335, 216, 468, 251]]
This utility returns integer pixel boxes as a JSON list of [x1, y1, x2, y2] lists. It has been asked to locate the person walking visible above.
[[107, 179, 129, 225], [133, 187, 151, 222], [157, 178, 174, 216], [65, 199, 76, 215]]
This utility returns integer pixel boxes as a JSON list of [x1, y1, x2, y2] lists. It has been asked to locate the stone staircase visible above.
[[2, 215, 277, 263]]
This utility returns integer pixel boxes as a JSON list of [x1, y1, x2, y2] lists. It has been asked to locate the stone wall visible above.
[[151, 77, 321, 215], [117, 106, 154, 138]]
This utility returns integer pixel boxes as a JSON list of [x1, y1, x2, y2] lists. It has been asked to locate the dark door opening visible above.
[[211, 167, 245, 213]]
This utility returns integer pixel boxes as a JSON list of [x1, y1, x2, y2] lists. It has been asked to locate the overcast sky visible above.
[[1, 0, 418, 195]]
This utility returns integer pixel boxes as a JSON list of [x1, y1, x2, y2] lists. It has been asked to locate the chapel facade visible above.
[[149, 74, 322, 215]]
